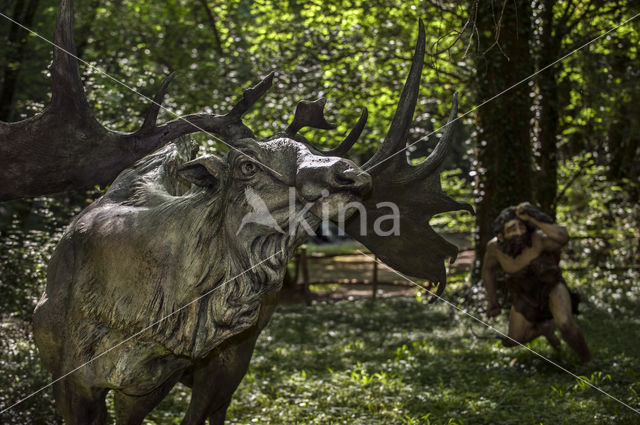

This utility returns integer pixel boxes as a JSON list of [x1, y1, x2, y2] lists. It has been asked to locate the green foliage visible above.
[[557, 154, 639, 270], [0, 221, 53, 319], [554, 4, 640, 187], [0, 321, 60, 424], [431, 169, 475, 234], [0, 197, 74, 320]]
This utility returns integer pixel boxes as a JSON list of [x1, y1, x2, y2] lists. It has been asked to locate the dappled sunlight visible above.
[[213, 296, 640, 423]]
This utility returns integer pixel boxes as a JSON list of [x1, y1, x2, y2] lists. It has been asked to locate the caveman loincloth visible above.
[[505, 251, 576, 323]]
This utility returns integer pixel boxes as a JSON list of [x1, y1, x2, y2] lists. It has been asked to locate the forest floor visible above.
[[156, 288, 640, 425], [1, 245, 639, 424]]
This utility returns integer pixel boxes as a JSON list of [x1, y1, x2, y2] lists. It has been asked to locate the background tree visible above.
[[532, 0, 630, 216], [470, 0, 639, 276], [471, 0, 535, 273], [0, 0, 40, 122]]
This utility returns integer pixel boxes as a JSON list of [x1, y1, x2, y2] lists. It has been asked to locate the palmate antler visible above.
[[344, 20, 474, 297], [0, 0, 272, 201], [286, 20, 473, 295]]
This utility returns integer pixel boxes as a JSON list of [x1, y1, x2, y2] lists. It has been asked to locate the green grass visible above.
[[2, 269, 640, 424], [212, 295, 640, 425]]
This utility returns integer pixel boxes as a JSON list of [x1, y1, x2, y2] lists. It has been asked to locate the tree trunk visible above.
[[535, 0, 560, 217], [473, 0, 535, 276], [0, 0, 40, 122]]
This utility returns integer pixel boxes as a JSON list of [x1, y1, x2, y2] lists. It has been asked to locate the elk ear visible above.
[[178, 155, 228, 189]]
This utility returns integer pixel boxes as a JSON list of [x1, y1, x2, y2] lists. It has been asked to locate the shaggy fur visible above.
[[33, 137, 339, 421]]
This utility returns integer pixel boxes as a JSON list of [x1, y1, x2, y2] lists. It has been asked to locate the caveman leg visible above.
[[502, 307, 541, 347], [113, 371, 184, 425], [503, 306, 561, 351], [549, 284, 592, 363], [539, 320, 562, 352], [53, 380, 108, 425]]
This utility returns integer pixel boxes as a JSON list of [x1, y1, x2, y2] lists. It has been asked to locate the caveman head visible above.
[[491, 206, 537, 258]]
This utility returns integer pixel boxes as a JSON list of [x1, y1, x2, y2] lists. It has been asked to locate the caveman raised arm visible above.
[[515, 202, 569, 251]]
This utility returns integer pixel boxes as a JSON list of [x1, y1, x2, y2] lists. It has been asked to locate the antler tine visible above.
[[393, 92, 459, 184], [138, 72, 176, 134], [284, 99, 367, 157], [150, 73, 274, 143], [362, 19, 426, 173], [228, 72, 275, 120], [323, 107, 368, 157], [50, 0, 90, 114], [285, 98, 336, 136]]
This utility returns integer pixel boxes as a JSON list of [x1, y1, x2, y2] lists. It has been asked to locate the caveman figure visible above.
[[482, 202, 591, 362]]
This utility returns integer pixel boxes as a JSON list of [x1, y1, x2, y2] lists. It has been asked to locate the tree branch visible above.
[[198, 0, 224, 56]]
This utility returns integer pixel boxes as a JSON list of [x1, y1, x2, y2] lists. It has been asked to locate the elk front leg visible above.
[[52, 380, 108, 425], [114, 369, 184, 425], [181, 292, 279, 425], [180, 327, 260, 425]]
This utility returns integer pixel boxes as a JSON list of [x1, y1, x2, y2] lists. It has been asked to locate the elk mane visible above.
[[72, 140, 275, 359]]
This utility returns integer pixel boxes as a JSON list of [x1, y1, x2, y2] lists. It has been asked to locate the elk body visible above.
[[34, 129, 372, 423], [26, 2, 472, 424]]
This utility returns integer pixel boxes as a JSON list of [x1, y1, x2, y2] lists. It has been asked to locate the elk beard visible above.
[[498, 231, 533, 258]]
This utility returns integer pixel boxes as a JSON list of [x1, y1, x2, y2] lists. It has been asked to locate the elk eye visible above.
[[239, 161, 257, 177]]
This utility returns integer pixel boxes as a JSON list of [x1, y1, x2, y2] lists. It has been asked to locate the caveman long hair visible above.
[[491, 204, 554, 237]]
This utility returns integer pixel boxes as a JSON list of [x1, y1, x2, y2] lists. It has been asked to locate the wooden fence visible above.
[[291, 245, 441, 304], [291, 233, 639, 304]]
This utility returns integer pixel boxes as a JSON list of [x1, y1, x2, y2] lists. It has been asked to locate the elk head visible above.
[[174, 19, 472, 295], [175, 134, 373, 277]]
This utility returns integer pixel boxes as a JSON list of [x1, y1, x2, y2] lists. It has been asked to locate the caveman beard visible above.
[[498, 231, 533, 258]]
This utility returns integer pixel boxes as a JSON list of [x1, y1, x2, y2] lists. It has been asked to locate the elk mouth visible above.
[[306, 191, 359, 222]]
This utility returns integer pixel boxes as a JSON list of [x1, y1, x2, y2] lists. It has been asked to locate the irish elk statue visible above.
[[29, 2, 472, 424]]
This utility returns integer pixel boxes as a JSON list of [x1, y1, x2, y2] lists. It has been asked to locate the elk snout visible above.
[[329, 163, 372, 197], [297, 159, 372, 202]]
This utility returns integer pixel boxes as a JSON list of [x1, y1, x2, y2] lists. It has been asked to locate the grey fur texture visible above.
[[33, 137, 371, 423]]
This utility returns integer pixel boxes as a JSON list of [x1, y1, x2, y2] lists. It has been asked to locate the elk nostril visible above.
[[335, 174, 356, 186]]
